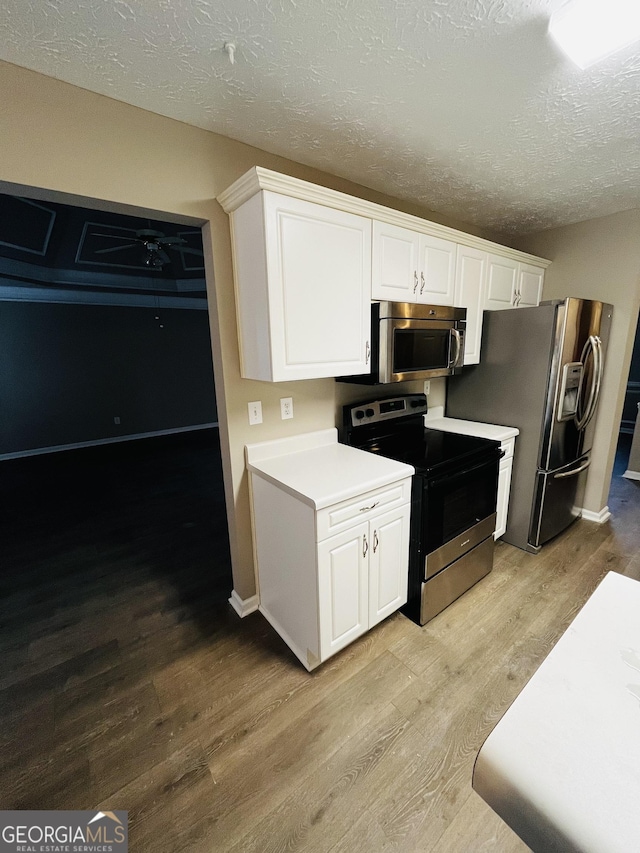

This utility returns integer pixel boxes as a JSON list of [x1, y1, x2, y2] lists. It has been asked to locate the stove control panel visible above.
[[346, 394, 427, 428]]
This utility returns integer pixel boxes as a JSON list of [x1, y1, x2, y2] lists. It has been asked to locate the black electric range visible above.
[[342, 393, 502, 625]]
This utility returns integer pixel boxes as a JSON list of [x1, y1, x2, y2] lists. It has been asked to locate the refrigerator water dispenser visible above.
[[557, 362, 583, 421]]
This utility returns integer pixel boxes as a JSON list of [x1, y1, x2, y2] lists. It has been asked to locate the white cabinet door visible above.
[[368, 505, 410, 627], [318, 522, 369, 660], [417, 234, 456, 304], [518, 263, 544, 308], [495, 455, 513, 540], [455, 245, 487, 365], [263, 193, 372, 380], [485, 254, 518, 310], [372, 220, 419, 302], [234, 191, 372, 381], [371, 224, 456, 305]]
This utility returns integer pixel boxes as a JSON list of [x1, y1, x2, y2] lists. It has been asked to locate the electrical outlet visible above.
[[423, 380, 431, 396], [280, 397, 293, 420], [114, 416, 121, 425], [248, 401, 262, 425]]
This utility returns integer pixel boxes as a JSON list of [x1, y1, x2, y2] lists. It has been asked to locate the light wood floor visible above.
[[1, 432, 639, 852]]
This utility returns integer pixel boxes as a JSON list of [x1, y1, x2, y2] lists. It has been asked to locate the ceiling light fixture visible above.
[[548, 0, 640, 69]]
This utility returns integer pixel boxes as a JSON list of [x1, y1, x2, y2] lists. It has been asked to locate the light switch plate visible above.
[[248, 401, 262, 425]]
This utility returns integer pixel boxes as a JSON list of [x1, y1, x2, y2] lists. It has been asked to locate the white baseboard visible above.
[[0, 422, 218, 461], [623, 470, 640, 481], [580, 506, 612, 524], [228, 589, 259, 618]]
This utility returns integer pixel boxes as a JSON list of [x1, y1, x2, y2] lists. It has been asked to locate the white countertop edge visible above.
[[246, 427, 337, 465], [473, 571, 640, 853], [248, 463, 414, 510], [246, 431, 414, 509]]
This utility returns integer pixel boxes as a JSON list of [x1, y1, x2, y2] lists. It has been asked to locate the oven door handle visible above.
[[427, 450, 502, 488]]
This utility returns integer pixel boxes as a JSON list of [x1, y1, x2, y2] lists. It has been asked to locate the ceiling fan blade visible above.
[[157, 249, 171, 264], [94, 243, 139, 255], [176, 246, 204, 257], [159, 236, 186, 246], [92, 233, 141, 241]]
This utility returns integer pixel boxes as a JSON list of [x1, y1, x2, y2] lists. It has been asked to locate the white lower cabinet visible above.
[[251, 473, 411, 671], [495, 444, 515, 540], [318, 504, 410, 661]]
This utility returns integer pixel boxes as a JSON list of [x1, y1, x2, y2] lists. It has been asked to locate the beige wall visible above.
[[515, 210, 640, 515], [0, 60, 496, 602]]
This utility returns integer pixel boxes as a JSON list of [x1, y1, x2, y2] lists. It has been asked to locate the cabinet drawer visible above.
[[316, 478, 411, 541]]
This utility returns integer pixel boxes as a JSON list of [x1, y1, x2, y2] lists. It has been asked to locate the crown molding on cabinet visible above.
[[218, 167, 551, 269]]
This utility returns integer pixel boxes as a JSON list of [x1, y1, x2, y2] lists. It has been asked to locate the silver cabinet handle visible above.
[[359, 501, 379, 512], [365, 340, 370, 364], [373, 530, 379, 553], [554, 458, 591, 479], [363, 534, 369, 558], [420, 271, 426, 295], [413, 270, 418, 293]]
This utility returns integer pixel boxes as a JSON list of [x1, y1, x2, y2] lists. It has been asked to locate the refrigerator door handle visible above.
[[554, 458, 591, 479], [575, 335, 602, 431]]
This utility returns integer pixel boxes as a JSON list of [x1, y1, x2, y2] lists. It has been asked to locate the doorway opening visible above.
[[0, 190, 234, 676]]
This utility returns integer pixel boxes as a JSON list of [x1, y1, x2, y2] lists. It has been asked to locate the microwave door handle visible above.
[[448, 329, 462, 368]]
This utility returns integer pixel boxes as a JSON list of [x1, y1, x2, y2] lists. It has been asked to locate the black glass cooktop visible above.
[[350, 422, 498, 476]]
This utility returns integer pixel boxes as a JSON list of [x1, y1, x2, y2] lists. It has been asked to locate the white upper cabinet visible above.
[[485, 254, 544, 311], [518, 263, 545, 308], [225, 189, 372, 382], [372, 220, 419, 301], [220, 168, 549, 380], [485, 254, 519, 310], [455, 245, 487, 365], [418, 234, 456, 304], [372, 222, 456, 305]]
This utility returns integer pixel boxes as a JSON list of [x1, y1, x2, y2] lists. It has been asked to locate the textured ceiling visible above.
[[1, 0, 639, 236]]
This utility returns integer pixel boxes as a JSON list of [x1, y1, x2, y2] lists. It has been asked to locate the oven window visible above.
[[393, 328, 450, 373], [422, 456, 499, 555]]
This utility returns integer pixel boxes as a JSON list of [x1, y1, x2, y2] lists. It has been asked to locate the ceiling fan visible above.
[[91, 228, 204, 268]]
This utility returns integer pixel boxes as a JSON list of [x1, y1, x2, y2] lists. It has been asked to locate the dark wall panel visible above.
[[0, 301, 216, 454]]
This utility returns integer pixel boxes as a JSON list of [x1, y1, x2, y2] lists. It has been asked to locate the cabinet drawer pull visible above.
[[359, 501, 379, 512], [363, 534, 369, 558]]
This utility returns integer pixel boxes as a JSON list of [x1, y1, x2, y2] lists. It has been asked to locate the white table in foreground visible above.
[[473, 571, 640, 853]]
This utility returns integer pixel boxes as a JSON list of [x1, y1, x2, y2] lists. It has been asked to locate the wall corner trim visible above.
[[229, 589, 260, 618], [580, 506, 612, 524]]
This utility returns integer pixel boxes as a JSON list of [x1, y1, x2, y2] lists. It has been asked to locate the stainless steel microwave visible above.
[[338, 302, 466, 385]]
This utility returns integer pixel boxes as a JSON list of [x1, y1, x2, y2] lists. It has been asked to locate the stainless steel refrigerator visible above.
[[446, 298, 612, 553]]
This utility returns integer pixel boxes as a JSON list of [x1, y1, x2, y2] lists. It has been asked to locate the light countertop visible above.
[[473, 571, 640, 853], [246, 428, 414, 509]]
